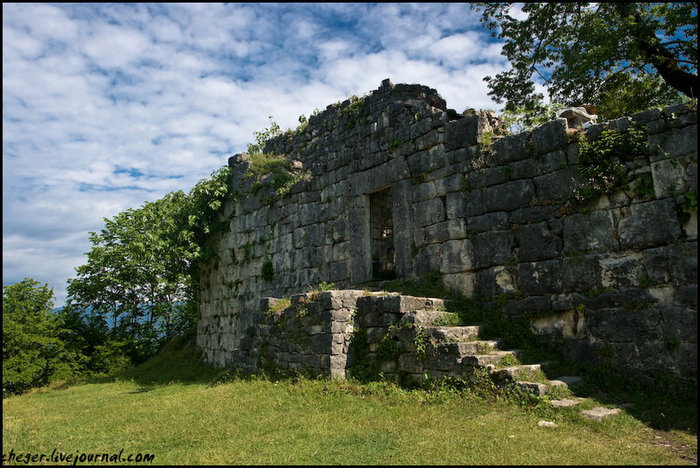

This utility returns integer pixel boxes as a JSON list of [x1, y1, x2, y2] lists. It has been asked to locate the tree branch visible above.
[[625, 6, 698, 98]]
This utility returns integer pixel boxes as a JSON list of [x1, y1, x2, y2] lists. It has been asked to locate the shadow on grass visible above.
[[58, 277, 696, 437], [375, 276, 698, 435], [51, 333, 229, 391]]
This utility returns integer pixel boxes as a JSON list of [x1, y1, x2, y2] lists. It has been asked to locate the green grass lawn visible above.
[[3, 340, 696, 465]]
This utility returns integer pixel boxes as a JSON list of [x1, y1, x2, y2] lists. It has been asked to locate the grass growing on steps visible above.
[[377, 273, 697, 436], [4, 336, 697, 465], [2, 338, 695, 465]]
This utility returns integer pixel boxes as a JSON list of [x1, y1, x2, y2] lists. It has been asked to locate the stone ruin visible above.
[[196, 79, 697, 386]]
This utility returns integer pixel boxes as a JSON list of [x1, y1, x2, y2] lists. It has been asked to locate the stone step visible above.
[[512, 375, 581, 396], [549, 398, 586, 408], [489, 363, 542, 383], [400, 309, 453, 326], [513, 381, 549, 396], [424, 325, 482, 342], [551, 375, 583, 387], [463, 350, 519, 367], [581, 407, 621, 421], [436, 340, 501, 356]]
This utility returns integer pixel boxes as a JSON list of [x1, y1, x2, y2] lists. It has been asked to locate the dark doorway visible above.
[[369, 187, 396, 280]]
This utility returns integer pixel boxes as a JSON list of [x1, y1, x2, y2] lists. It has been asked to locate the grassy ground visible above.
[[2, 337, 697, 465]]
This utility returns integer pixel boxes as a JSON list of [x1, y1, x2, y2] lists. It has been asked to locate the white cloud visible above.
[[82, 24, 152, 69], [2, 3, 506, 306]]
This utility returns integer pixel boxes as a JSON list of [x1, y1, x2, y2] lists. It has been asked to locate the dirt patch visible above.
[[652, 430, 697, 465]]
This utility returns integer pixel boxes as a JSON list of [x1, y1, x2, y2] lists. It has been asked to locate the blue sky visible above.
[[3, 3, 523, 306]]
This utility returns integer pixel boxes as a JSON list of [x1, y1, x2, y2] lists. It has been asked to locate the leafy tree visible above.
[[54, 306, 131, 376], [66, 167, 232, 364], [3, 279, 70, 395], [474, 3, 697, 124]]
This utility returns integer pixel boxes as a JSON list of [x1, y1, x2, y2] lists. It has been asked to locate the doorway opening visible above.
[[369, 187, 396, 281]]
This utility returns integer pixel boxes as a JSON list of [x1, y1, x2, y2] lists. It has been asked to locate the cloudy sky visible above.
[[3, 3, 518, 307]]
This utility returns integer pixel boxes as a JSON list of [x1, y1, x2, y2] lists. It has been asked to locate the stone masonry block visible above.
[[482, 179, 536, 212], [649, 125, 697, 161], [491, 132, 529, 164], [533, 168, 582, 203], [618, 199, 682, 249], [468, 211, 509, 233], [413, 197, 445, 227], [441, 239, 473, 273], [445, 115, 479, 150], [473, 230, 515, 269], [562, 211, 619, 253], [446, 190, 484, 219], [532, 119, 568, 154], [518, 260, 562, 296], [514, 222, 562, 262], [651, 157, 692, 198]]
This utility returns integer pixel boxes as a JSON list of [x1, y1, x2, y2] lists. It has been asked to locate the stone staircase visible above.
[[392, 301, 578, 397]]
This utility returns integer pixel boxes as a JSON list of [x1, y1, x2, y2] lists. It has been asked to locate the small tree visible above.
[[3, 279, 69, 395]]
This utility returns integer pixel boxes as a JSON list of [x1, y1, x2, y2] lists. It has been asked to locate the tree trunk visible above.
[[622, 5, 698, 98]]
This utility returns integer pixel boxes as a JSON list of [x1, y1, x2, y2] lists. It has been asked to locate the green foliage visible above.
[[478, 131, 494, 152], [339, 95, 368, 130], [595, 73, 691, 121], [498, 164, 513, 178], [66, 166, 232, 369], [497, 353, 521, 367], [388, 138, 403, 151], [571, 126, 649, 205], [432, 313, 460, 327], [411, 171, 428, 184], [499, 102, 566, 134], [296, 114, 309, 134], [246, 116, 282, 155], [377, 332, 401, 362], [630, 171, 655, 200], [245, 119, 311, 204], [474, 3, 697, 124], [412, 325, 430, 359], [459, 176, 471, 193], [266, 297, 291, 315], [3, 279, 70, 395], [54, 306, 132, 377], [348, 328, 380, 382]]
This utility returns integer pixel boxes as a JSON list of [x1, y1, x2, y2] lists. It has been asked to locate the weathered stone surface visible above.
[[518, 260, 562, 295], [550, 398, 583, 407], [617, 199, 682, 249], [533, 168, 582, 202], [491, 132, 530, 164], [198, 81, 696, 381], [562, 211, 619, 253], [514, 222, 562, 262], [473, 231, 515, 269], [413, 197, 445, 227], [483, 179, 536, 212], [532, 119, 567, 154], [581, 407, 621, 422], [445, 115, 480, 150]]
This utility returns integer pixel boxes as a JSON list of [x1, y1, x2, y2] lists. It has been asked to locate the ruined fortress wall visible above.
[[197, 80, 697, 377]]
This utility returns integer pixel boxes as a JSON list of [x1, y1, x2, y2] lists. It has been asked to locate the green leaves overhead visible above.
[[473, 3, 697, 123]]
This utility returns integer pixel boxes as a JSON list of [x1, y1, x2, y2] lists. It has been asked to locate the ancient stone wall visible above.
[[197, 79, 697, 378]]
